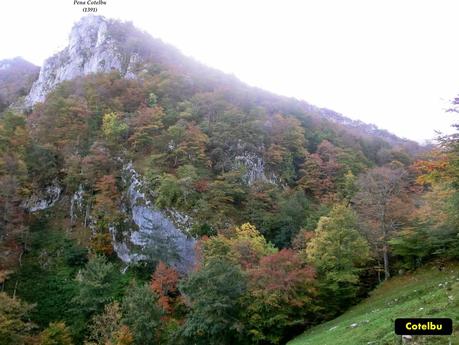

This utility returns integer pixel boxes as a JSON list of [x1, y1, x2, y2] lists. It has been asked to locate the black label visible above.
[[395, 318, 452, 335]]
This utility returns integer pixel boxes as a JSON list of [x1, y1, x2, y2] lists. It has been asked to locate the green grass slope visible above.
[[289, 262, 459, 345]]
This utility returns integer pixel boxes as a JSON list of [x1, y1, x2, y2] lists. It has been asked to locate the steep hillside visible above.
[[289, 262, 459, 345], [0, 57, 39, 111], [2, 15, 455, 345], [1, 16, 421, 269], [21, 16, 420, 151]]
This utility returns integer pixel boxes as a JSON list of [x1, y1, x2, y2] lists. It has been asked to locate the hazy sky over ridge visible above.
[[1, 0, 459, 143]]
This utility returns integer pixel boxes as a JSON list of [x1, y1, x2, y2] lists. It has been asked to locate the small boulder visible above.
[[402, 335, 412, 343]]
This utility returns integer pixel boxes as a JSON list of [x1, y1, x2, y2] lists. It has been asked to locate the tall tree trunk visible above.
[[382, 209, 390, 280], [383, 243, 390, 280]]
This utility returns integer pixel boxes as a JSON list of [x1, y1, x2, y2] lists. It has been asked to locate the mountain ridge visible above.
[[0, 57, 39, 112], [6, 15, 420, 151]]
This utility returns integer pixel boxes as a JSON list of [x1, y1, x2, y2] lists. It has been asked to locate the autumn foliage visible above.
[[150, 262, 180, 313]]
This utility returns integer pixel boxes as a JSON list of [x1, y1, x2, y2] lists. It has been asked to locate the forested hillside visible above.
[[0, 16, 457, 345], [0, 57, 39, 112]]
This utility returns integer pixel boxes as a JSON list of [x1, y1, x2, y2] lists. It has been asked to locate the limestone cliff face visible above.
[[119, 163, 195, 273], [25, 16, 141, 107]]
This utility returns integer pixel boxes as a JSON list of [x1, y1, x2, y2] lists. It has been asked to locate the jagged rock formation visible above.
[[27, 164, 196, 272], [114, 163, 195, 272], [22, 182, 62, 213], [234, 152, 279, 185], [25, 16, 143, 107], [70, 185, 84, 225]]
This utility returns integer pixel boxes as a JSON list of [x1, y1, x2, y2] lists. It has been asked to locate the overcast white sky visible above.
[[1, 0, 459, 143]]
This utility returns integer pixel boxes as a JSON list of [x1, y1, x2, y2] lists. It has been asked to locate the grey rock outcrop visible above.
[[111, 163, 195, 273], [25, 16, 140, 107], [22, 181, 62, 212], [234, 151, 280, 185]]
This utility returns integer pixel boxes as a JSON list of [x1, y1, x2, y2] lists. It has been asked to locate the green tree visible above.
[[25, 143, 59, 188], [155, 174, 182, 209], [389, 227, 432, 270], [154, 165, 200, 211], [102, 112, 128, 144], [274, 114, 305, 160], [201, 170, 247, 228], [339, 170, 358, 203], [0, 112, 30, 275], [202, 223, 276, 269], [179, 258, 246, 345], [148, 92, 158, 107], [307, 204, 369, 314], [268, 190, 313, 248], [74, 256, 118, 315], [121, 283, 163, 345]]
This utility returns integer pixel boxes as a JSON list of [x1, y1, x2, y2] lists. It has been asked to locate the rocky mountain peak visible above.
[[25, 16, 140, 107], [68, 15, 108, 55]]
